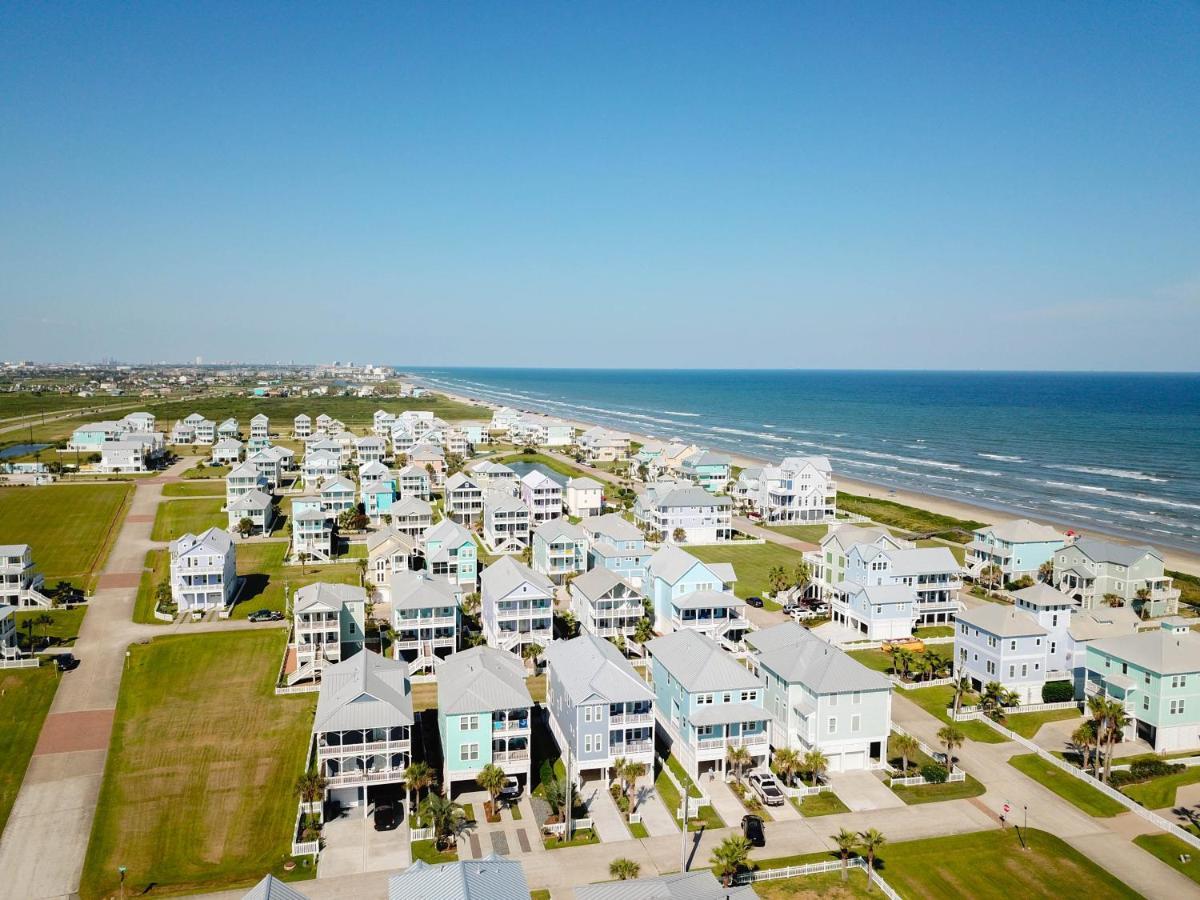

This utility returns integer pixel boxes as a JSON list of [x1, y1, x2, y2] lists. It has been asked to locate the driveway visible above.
[[827, 770, 905, 811], [704, 776, 752, 828], [317, 812, 411, 879], [582, 779, 630, 842], [632, 775, 678, 836]]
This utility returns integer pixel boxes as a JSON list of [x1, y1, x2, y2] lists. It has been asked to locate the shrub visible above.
[[1041, 680, 1075, 703], [1108, 770, 1138, 788], [1129, 759, 1185, 780], [920, 764, 949, 784]]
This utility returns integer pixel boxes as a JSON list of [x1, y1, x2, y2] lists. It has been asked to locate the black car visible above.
[[55, 653, 79, 672], [746, 596, 764, 608], [248, 609, 284, 622], [742, 814, 765, 847], [373, 800, 397, 831]]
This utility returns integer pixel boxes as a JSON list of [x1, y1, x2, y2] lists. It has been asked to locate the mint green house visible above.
[[679, 450, 732, 493], [1085, 621, 1200, 753], [437, 645, 533, 794]]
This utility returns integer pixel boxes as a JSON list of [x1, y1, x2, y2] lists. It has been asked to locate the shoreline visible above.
[[430, 385, 1200, 577]]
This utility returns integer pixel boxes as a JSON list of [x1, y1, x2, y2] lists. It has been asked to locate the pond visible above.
[[0, 443, 51, 460]]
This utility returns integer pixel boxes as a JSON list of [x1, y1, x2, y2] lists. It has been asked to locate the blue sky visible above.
[[1, 2, 1197, 369]]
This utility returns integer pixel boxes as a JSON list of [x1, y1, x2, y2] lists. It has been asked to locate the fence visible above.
[[543, 817, 594, 837], [974, 713, 1200, 851], [0, 656, 40, 670], [892, 723, 943, 762], [955, 700, 1077, 720], [410, 826, 436, 842], [889, 771, 966, 787], [656, 754, 712, 817], [734, 857, 902, 899], [889, 675, 957, 691], [290, 802, 321, 857]]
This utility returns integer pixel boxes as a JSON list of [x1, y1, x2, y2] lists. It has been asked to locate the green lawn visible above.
[[0, 666, 59, 836], [690, 542, 810, 600], [912, 624, 955, 638], [847, 648, 893, 673], [900, 685, 1005, 743], [181, 462, 230, 480], [1133, 833, 1200, 886], [150, 497, 227, 541], [411, 839, 458, 864], [836, 492, 983, 542], [794, 791, 851, 816], [231, 541, 362, 618], [1008, 753, 1127, 817], [132, 548, 170, 624], [162, 480, 226, 497], [1122, 766, 1200, 809], [765, 524, 829, 543], [654, 758, 721, 832], [750, 868, 872, 898], [0, 483, 133, 591], [13, 605, 87, 650], [80, 631, 316, 899], [1004, 707, 1081, 739], [891, 773, 986, 805], [629, 820, 649, 838]]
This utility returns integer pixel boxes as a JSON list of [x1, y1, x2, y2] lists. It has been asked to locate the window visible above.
[[584, 706, 592, 723], [1050, 641, 1056, 655], [851, 715, 861, 733], [584, 735, 593, 753], [1008, 665, 1015, 679], [460, 715, 478, 731], [460, 743, 479, 762], [1021, 664, 1028, 678], [740, 690, 756, 702], [1009, 640, 1017, 651], [1143, 695, 1150, 711], [829, 694, 838, 707], [1145, 672, 1151, 685], [697, 693, 713, 705], [827, 717, 837, 734]]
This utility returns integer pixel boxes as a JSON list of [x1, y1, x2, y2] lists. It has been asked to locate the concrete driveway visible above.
[[704, 776, 751, 827], [582, 779, 630, 842], [317, 812, 411, 879], [632, 776, 678, 836], [827, 770, 905, 811]]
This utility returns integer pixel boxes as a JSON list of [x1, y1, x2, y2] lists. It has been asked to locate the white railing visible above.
[[696, 733, 768, 752], [275, 682, 320, 696], [891, 724, 944, 762], [610, 711, 654, 726], [977, 714, 1200, 850], [318, 738, 411, 758], [410, 826, 436, 842], [0, 656, 40, 670], [290, 801, 321, 858], [324, 770, 406, 787], [889, 675, 956, 691], [781, 782, 829, 798], [543, 817, 594, 836], [889, 771, 966, 787], [956, 700, 1077, 719], [734, 857, 901, 899], [614, 740, 653, 755], [493, 749, 531, 763]]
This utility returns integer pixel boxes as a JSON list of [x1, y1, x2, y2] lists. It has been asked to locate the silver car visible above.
[[748, 772, 785, 806]]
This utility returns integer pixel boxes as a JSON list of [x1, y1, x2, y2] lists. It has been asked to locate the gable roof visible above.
[[567, 476, 604, 490], [976, 518, 1064, 544], [533, 517, 586, 543], [570, 567, 640, 603], [481, 556, 554, 599], [391, 572, 459, 609], [822, 524, 901, 553], [438, 647, 532, 714], [544, 634, 654, 706], [313, 650, 413, 733], [747, 622, 891, 693], [171, 527, 233, 558], [582, 513, 643, 542], [1012, 582, 1076, 609], [647, 546, 717, 585], [957, 604, 1047, 638], [227, 488, 272, 512], [1072, 537, 1162, 567], [574, 870, 754, 900], [388, 854, 530, 900], [1091, 629, 1200, 675], [644, 483, 731, 509], [242, 874, 309, 900], [646, 629, 762, 693], [294, 582, 366, 614], [392, 496, 433, 518]]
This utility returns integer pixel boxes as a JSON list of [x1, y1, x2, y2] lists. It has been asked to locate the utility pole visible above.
[[564, 738, 572, 842], [680, 771, 690, 871]]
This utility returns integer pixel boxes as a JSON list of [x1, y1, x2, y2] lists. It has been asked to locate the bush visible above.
[[1129, 759, 1185, 780], [920, 764, 949, 784], [1042, 680, 1075, 703], [1108, 770, 1139, 788]]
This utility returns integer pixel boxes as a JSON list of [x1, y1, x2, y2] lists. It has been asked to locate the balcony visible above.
[[695, 732, 768, 752], [493, 718, 530, 733], [324, 768, 407, 788], [611, 739, 653, 755], [493, 749, 530, 763], [609, 711, 653, 727], [318, 737, 411, 758]]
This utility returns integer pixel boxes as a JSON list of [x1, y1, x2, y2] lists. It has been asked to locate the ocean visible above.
[[407, 368, 1200, 554]]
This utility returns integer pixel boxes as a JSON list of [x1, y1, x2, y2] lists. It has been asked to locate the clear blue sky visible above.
[[1, 2, 1197, 369]]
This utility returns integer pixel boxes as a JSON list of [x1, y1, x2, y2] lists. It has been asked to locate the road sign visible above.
[[1003, 803, 1010, 814]]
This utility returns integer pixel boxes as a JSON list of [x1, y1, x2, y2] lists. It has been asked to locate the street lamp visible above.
[[118, 865, 127, 899]]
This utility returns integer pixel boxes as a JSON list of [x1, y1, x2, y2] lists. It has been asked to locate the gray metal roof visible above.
[[644, 484, 732, 509], [242, 874, 309, 900], [533, 517, 586, 543], [171, 527, 233, 557], [367, 525, 419, 555], [672, 589, 743, 610], [313, 650, 413, 733], [391, 572, 459, 610], [570, 567, 640, 603], [646, 630, 762, 693], [543, 634, 653, 706], [567, 476, 604, 490], [689, 701, 769, 726], [975, 518, 1064, 544], [438, 646, 532, 714], [481, 556, 554, 600], [574, 870, 756, 900], [1091, 629, 1200, 676], [746, 622, 891, 693], [1012, 583, 1075, 609], [647, 546, 712, 585], [388, 854, 530, 900], [956, 604, 1048, 638], [227, 488, 272, 512], [582, 513, 643, 542], [392, 496, 433, 518], [294, 582, 365, 614], [1072, 537, 1162, 567]]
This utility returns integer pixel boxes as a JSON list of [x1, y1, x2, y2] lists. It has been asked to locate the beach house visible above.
[[361, 479, 396, 521], [1085, 622, 1200, 752], [293, 583, 367, 671], [520, 469, 563, 523], [293, 414, 312, 439], [437, 646, 534, 794], [212, 437, 243, 466], [312, 649, 413, 813], [482, 490, 532, 553], [734, 456, 837, 523], [651, 442, 700, 480], [67, 420, 124, 451], [422, 519, 478, 587], [544, 633, 656, 785], [367, 526, 422, 598], [0, 544, 51, 608], [409, 445, 446, 485], [226, 488, 274, 536], [564, 476, 604, 518], [0, 606, 17, 661], [634, 481, 732, 544], [444, 472, 485, 523], [98, 440, 147, 473], [169, 527, 238, 613], [373, 409, 396, 436], [569, 567, 645, 641], [120, 411, 156, 432], [965, 519, 1066, 583], [358, 460, 391, 485], [390, 571, 461, 674], [319, 476, 356, 515], [806, 525, 911, 600], [193, 418, 216, 444], [646, 629, 770, 780], [303, 449, 342, 487], [169, 421, 196, 444], [746, 622, 892, 771], [575, 872, 755, 900], [389, 856, 531, 900], [679, 450, 732, 494], [644, 545, 746, 644], [531, 518, 588, 584], [245, 449, 284, 489], [390, 496, 434, 538], [217, 418, 240, 440], [250, 413, 270, 445], [582, 513, 653, 586], [954, 605, 1049, 704], [292, 495, 334, 561], [577, 426, 631, 463], [355, 435, 387, 465], [395, 464, 432, 500], [469, 460, 519, 495], [839, 543, 962, 628], [490, 406, 521, 432], [1053, 537, 1180, 617], [480, 556, 554, 654]]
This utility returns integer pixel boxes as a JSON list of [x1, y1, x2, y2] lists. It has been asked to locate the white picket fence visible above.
[[955, 700, 1077, 720], [543, 817, 593, 836], [410, 826, 436, 842], [734, 857, 902, 899], [889, 771, 966, 787], [892, 723, 944, 763], [290, 802, 320, 857], [889, 675, 957, 691], [0, 656, 40, 670], [974, 714, 1200, 851]]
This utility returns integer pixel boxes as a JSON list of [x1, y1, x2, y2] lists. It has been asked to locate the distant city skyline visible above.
[[1, 3, 1197, 371]]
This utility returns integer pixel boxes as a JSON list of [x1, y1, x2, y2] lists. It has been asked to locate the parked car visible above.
[[742, 814, 765, 847], [746, 596, 764, 608], [748, 772, 785, 807], [55, 653, 79, 672], [373, 800, 397, 831], [499, 776, 522, 803], [248, 609, 284, 622]]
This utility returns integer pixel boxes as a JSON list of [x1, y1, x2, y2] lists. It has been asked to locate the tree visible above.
[[937, 725, 964, 774], [802, 749, 829, 786], [1071, 721, 1098, 777], [295, 769, 327, 807], [710, 835, 752, 887], [634, 617, 655, 644], [35, 611, 54, 648], [540, 775, 567, 821], [403, 760, 436, 823], [672, 527, 686, 543], [237, 516, 254, 538], [773, 747, 800, 787], [298, 551, 311, 574], [356, 557, 368, 586], [767, 565, 790, 596], [521, 642, 544, 668], [419, 792, 466, 850], [1103, 592, 1123, 608], [978, 564, 1004, 591], [609, 858, 640, 881], [951, 674, 973, 717], [1038, 559, 1055, 583], [558, 609, 579, 639], [979, 681, 1019, 722], [858, 828, 887, 891], [892, 733, 919, 775], [611, 757, 647, 815], [520, 544, 533, 566], [461, 591, 481, 619], [792, 560, 812, 595], [726, 745, 752, 784], [1099, 698, 1130, 783], [476, 763, 507, 816], [833, 828, 858, 882]]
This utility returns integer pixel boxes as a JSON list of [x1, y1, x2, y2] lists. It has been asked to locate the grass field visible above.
[[836, 492, 984, 542], [151, 497, 227, 541], [181, 462, 230, 480], [751, 868, 872, 898], [899, 685, 1006, 743], [133, 548, 171, 624], [13, 605, 87, 650], [162, 480, 227, 497], [0, 483, 132, 590], [1008, 753, 1126, 817], [794, 791, 851, 816], [765, 524, 829, 543], [232, 541, 363, 618], [884, 731, 986, 804], [79, 630, 316, 899], [1121, 765, 1200, 809], [1133, 833, 1200, 885], [143, 395, 483, 429], [0, 667, 59, 837], [690, 542, 810, 600], [1004, 707, 1081, 739]]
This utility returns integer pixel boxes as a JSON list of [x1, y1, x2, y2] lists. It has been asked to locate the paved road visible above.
[[0, 458, 282, 900]]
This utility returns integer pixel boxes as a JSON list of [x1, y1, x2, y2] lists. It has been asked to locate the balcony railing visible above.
[[492, 749, 530, 763], [318, 738, 411, 758], [609, 711, 654, 727], [493, 718, 530, 732], [324, 769, 407, 787], [612, 739, 653, 755], [695, 732, 768, 751]]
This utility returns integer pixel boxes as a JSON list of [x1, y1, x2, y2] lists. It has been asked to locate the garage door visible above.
[[843, 751, 866, 770], [826, 753, 843, 773]]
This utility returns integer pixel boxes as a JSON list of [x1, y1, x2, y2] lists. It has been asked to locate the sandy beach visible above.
[[434, 386, 1200, 577]]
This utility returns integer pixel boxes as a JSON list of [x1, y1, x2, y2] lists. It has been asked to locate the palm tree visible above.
[[521, 642, 544, 669], [419, 792, 466, 850], [802, 749, 829, 786], [295, 769, 326, 809], [792, 560, 812, 594], [979, 564, 1003, 592], [767, 565, 790, 596], [634, 617, 655, 644], [34, 611, 55, 648], [937, 725, 965, 774], [858, 828, 887, 891], [476, 763, 507, 817], [833, 828, 858, 882], [403, 760, 435, 822], [609, 858, 640, 880], [1102, 699, 1130, 783], [611, 757, 647, 815], [892, 733, 919, 775], [774, 747, 801, 787], [237, 516, 254, 538], [951, 674, 973, 717], [461, 591, 481, 619], [540, 775, 568, 821], [726, 745, 752, 784], [1070, 722, 1097, 777], [298, 551, 310, 573], [710, 835, 752, 887], [979, 681, 1009, 721], [672, 527, 687, 543]]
